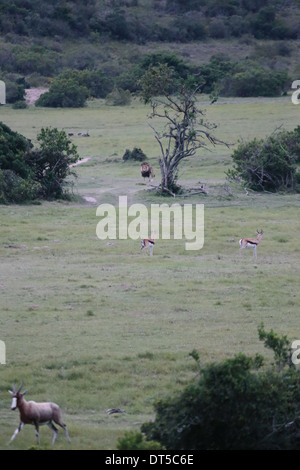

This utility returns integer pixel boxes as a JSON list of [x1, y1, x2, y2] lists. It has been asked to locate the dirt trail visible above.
[[70, 157, 90, 167], [71, 158, 97, 203]]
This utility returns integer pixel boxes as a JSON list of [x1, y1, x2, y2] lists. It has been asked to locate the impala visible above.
[[239, 229, 264, 258], [140, 231, 155, 256]]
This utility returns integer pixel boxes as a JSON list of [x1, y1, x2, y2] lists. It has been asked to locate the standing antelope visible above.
[[239, 229, 264, 258], [9, 383, 71, 445], [140, 233, 155, 256]]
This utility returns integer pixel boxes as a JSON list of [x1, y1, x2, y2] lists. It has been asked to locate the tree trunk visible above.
[[159, 158, 178, 193]]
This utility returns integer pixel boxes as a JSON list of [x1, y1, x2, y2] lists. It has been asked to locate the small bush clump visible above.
[[122, 147, 147, 162]]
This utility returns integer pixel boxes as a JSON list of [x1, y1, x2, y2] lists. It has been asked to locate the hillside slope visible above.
[[0, 0, 299, 96]]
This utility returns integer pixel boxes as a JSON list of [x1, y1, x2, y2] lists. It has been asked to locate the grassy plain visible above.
[[0, 96, 299, 449]]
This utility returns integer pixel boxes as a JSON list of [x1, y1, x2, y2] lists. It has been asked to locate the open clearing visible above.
[[0, 96, 299, 449]]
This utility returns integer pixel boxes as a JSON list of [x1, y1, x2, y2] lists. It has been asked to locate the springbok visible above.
[[239, 229, 264, 258], [9, 383, 71, 445], [140, 232, 155, 256], [141, 162, 154, 182]]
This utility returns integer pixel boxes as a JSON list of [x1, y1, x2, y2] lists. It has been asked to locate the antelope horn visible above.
[[12, 383, 16, 392], [17, 382, 23, 393]]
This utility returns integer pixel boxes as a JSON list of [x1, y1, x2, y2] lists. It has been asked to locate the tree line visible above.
[[0, 0, 299, 41], [4, 52, 290, 107]]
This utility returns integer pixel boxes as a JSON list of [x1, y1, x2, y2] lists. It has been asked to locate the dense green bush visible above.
[[117, 431, 163, 450], [139, 53, 192, 80], [222, 68, 288, 97], [35, 69, 113, 107], [12, 45, 60, 76], [196, 56, 288, 98], [0, 169, 40, 204], [0, 75, 27, 104], [57, 69, 113, 99], [35, 77, 89, 108], [122, 147, 147, 162], [227, 126, 300, 192], [12, 100, 27, 109], [0, 121, 32, 178], [115, 65, 143, 94], [169, 16, 207, 42], [0, 123, 79, 202], [198, 54, 234, 93], [26, 127, 79, 198], [141, 326, 300, 450], [116, 53, 195, 94], [250, 6, 297, 39]]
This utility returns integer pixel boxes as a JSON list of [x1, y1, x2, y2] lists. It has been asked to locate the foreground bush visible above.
[[140, 325, 300, 450], [117, 431, 163, 450]]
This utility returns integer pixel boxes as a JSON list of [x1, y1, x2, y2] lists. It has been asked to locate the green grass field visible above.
[[0, 96, 299, 449]]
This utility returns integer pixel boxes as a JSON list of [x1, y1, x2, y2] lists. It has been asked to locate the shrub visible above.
[[170, 16, 207, 41], [0, 123, 79, 202], [57, 69, 113, 99], [36, 69, 113, 107], [122, 147, 147, 162], [3, 76, 26, 104], [115, 66, 144, 93], [12, 45, 60, 76], [198, 54, 233, 93], [0, 121, 32, 178], [117, 431, 164, 450], [105, 88, 131, 106], [35, 77, 89, 107], [26, 127, 79, 198], [141, 326, 300, 450], [0, 169, 41, 203], [221, 65, 288, 97], [227, 127, 300, 192], [12, 100, 27, 109], [209, 18, 227, 38], [139, 52, 191, 80]]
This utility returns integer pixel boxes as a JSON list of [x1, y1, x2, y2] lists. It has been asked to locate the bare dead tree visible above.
[[141, 70, 230, 195]]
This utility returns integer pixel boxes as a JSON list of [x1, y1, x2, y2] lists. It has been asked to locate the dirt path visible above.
[[70, 157, 90, 167], [70, 157, 98, 203]]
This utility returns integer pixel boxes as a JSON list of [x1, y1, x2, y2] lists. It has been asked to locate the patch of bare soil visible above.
[[25, 88, 48, 105]]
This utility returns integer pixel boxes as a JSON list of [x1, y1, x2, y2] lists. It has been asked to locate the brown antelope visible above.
[[141, 162, 154, 182], [9, 383, 71, 445], [140, 232, 155, 256], [239, 229, 264, 258]]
